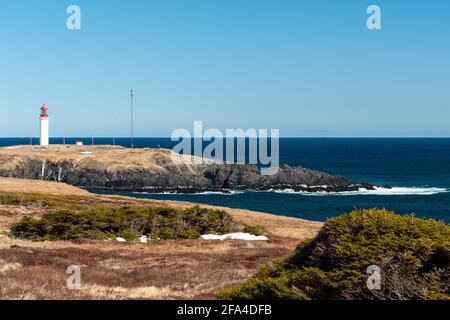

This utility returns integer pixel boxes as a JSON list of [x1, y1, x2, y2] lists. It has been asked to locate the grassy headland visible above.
[[0, 177, 321, 299]]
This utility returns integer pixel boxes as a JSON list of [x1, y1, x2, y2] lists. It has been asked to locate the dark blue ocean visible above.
[[1, 138, 450, 222]]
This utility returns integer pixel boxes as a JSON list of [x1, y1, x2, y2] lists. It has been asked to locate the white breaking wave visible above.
[[191, 190, 244, 196], [272, 186, 448, 196], [133, 190, 243, 196], [131, 187, 447, 196]]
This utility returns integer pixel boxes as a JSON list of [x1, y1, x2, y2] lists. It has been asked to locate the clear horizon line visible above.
[[1, 136, 450, 139]]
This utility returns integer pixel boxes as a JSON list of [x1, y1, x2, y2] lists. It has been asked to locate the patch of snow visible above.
[[139, 235, 148, 243], [201, 232, 269, 241], [79, 151, 93, 155], [116, 237, 126, 242]]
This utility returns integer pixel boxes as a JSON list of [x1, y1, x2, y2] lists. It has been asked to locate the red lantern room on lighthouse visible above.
[[40, 104, 49, 118], [40, 104, 49, 146]]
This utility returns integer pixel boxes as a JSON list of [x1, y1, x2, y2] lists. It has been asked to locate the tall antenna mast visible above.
[[130, 89, 134, 150]]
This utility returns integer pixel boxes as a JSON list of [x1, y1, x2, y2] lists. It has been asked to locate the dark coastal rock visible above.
[[0, 153, 379, 193]]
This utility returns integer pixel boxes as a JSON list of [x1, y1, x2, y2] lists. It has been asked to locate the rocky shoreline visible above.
[[0, 145, 384, 194]]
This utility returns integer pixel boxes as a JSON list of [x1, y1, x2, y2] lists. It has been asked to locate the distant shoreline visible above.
[[0, 144, 380, 194], [2, 137, 450, 139]]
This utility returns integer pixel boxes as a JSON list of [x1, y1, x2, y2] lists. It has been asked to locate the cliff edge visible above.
[[0, 145, 378, 193]]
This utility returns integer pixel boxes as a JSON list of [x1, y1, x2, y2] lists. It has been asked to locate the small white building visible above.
[[40, 104, 49, 146]]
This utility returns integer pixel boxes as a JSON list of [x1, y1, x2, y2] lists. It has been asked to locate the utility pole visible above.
[[130, 89, 134, 150]]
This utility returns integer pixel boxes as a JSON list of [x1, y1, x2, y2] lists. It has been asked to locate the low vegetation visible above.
[[243, 225, 265, 236], [1, 190, 267, 242], [219, 209, 450, 300], [0, 191, 84, 208], [0, 188, 301, 300], [10, 205, 237, 241]]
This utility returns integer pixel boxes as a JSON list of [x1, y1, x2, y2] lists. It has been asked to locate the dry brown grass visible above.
[[0, 145, 205, 172], [0, 177, 323, 300], [0, 238, 298, 300], [0, 177, 91, 196]]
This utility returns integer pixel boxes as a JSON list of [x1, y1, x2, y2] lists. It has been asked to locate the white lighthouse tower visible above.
[[40, 104, 49, 146]]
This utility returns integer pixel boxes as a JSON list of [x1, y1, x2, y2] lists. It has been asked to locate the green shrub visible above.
[[219, 209, 450, 300], [243, 225, 265, 236], [120, 228, 139, 241], [10, 205, 235, 241]]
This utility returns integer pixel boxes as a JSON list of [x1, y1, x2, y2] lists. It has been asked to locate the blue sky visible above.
[[0, 0, 449, 137]]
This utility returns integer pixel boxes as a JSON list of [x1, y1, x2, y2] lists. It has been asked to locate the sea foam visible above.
[[272, 186, 448, 196]]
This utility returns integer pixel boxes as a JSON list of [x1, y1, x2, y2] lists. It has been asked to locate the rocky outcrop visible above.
[[0, 150, 379, 193]]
